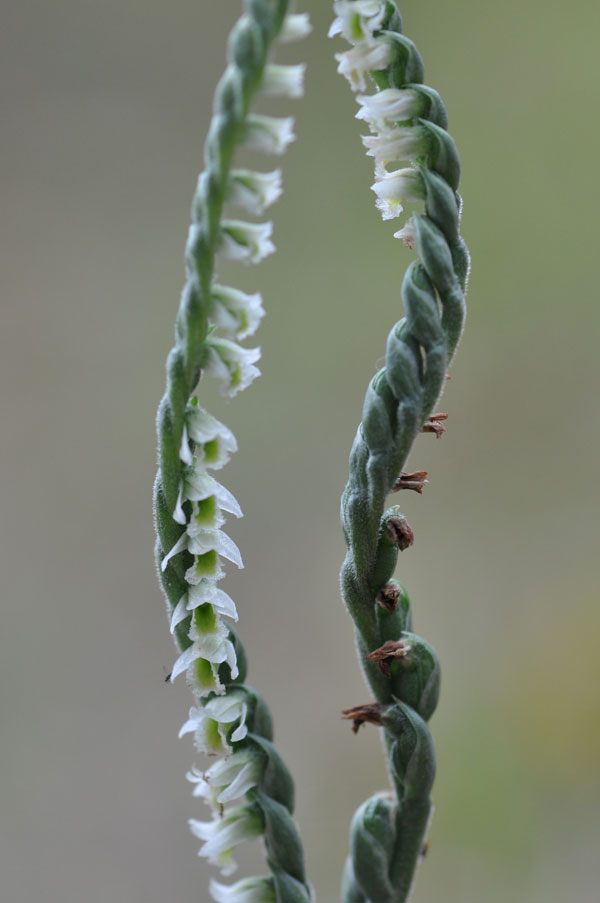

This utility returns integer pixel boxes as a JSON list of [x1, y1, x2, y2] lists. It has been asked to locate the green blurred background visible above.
[[2, 1, 599, 900]]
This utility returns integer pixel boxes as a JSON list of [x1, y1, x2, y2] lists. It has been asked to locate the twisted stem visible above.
[[332, 2, 470, 900], [153, 3, 312, 900]]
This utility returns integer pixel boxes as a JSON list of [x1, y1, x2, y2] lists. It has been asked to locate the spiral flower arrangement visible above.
[[329, 2, 470, 901], [153, 3, 313, 902], [154, 2, 470, 900]]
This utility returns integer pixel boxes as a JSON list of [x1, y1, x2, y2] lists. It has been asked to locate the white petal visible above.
[[160, 532, 188, 571], [206, 691, 247, 725], [217, 761, 259, 804], [170, 643, 203, 682], [194, 808, 262, 863], [173, 483, 187, 525], [170, 594, 189, 634], [179, 422, 193, 465], [186, 765, 212, 800]]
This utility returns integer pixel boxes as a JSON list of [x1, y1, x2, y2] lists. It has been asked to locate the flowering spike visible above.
[[153, 5, 312, 901], [332, 2, 469, 900]]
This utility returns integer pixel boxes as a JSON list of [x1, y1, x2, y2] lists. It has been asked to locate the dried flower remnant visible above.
[[392, 471, 428, 493], [385, 515, 414, 551], [422, 412, 448, 438], [341, 703, 385, 734], [366, 639, 411, 679]]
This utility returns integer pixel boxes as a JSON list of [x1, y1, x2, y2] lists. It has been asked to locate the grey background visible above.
[[2, 1, 599, 901]]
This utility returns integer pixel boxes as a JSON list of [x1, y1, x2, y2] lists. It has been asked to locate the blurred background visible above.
[[2, 1, 599, 901]]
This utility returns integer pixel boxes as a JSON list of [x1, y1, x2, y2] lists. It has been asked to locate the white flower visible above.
[[179, 692, 248, 755], [279, 13, 312, 44], [204, 338, 261, 398], [170, 632, 237, 685], [227, 170, 283, 217], [329, 0, 386, 42], [370, 167, 425, 220], [210, 285, 265, 341], [179, 421, 194, 465], [170, 581, 239, 634], [186, 527, 243, 569], [187, 750, 260, 805], [355, 88, 423, 130], [162, 505, 243, 572], [362, 126, 427, 167], [190, 805, 263, 874], [242, 115, 296, 156], [261, 64, 306, 99], [335, 38, 393, 92], [186, 403, 239, 466], [219, 221, 275, 265], [210, 876, 276, 903], [180, 466, 243, 517]]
